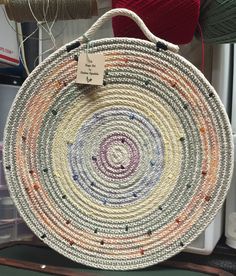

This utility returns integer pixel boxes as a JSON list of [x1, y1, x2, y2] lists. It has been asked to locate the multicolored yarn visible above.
[[3, 9, 233, 270]]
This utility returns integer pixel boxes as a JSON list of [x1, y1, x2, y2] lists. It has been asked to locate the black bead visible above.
[[156, 41, 168, 51], [51, 110, 57, 115], [209, 92, 214, 97], [66, 41, 81, 52], [73, 175, 78, 181], [92, 156, 97, 161]]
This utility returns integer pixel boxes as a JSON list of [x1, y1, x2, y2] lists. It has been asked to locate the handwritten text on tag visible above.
[[76, 53, 105, 85]]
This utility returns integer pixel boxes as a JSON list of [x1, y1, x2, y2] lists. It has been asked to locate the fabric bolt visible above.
[[112, 0, 200, 44], [3, 9, 233, 271]]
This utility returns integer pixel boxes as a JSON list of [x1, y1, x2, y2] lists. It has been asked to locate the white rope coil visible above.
[[80, 8, 179, 53]]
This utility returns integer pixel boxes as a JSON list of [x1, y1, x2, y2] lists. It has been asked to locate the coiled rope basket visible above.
[[3, 9, 233, 270]]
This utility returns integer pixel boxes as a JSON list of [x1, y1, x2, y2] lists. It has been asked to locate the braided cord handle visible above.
[[79, 8, 179, 53]]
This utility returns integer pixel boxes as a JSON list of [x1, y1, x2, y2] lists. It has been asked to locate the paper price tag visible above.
[[76, 52, 105, 85]]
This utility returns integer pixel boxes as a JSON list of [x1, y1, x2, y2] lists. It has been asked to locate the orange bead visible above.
[[33, 184, 40, 190], [170, 80, 176, 87], [205, 196, 211, 202], [200, 127, 205, 133], [202, 170, 207, 175], [56, 81, 61, 89]]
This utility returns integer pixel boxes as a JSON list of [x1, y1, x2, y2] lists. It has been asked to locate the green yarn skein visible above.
[[199, 0, 236, 43]]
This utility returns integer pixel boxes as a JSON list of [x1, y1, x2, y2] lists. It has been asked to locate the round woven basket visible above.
[[3, 9, 233, 270]]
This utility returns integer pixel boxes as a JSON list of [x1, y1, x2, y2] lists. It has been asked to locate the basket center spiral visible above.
[[68, 108, 164, 206]]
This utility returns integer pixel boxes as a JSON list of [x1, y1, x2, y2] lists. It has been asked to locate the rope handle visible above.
[[71, 8, 179, 53]]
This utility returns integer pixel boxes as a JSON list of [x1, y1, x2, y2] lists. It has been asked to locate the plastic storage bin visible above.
[[0, 141, 34, 244], [0, 84, 35, 244]]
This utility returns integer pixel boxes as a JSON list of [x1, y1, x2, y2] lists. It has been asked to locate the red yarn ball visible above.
[[112, 0, 200, 44]]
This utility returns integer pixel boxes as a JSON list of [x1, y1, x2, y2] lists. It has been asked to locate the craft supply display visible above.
[[3, 9, 233, 270]]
